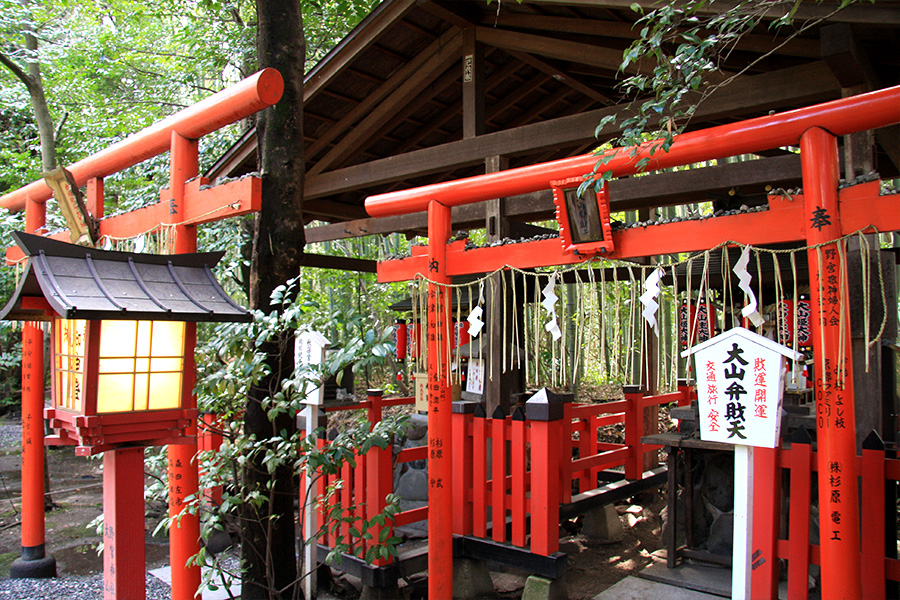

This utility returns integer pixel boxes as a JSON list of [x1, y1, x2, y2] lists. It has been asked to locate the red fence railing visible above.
[[752, 429, 900, 599], [304, 384, 694, 563]]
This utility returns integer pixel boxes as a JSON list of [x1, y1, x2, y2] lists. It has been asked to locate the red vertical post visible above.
[[624, 385, 644, 480], [103, 448, 146, 600], [10, 197, 56, 579], [800, 127, 862, 600], [452, 403, 474, 536], [426, 200, 453, 599], [527, 416, 560, 556], [860, 431, 886, 600], [491, 407, 507, 543], [787, 428, 812, 600], [167, 131, 202, 600], [510, 407, 527, 547], [472, 405, 488, 538], [751, 445, 781, 599], [365, 390, 393, 566]]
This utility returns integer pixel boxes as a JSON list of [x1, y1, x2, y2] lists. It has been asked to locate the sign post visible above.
[[683, 327, 802, 600]]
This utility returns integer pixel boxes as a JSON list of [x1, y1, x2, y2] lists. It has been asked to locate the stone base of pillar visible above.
[[10, 545, 56, 579], [582, 503, 625, 544], [521, 575, 568, 600], [452, 557, 495, 599]]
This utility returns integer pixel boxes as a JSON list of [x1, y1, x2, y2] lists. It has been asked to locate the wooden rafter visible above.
[[307, 30, 463, 176]]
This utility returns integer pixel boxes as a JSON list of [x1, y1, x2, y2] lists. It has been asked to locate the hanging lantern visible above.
[[775, 297, 812, 348], [394, 319, 407, 362], [678, 301, 716, 347], [550, 177, 614, 256], [0, 232, 252, 455]]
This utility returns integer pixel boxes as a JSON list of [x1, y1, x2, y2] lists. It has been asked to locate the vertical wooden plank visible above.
[[788, 427, 812, 600], [589, 414, 600, 492], [452, 404, 475, 535], [529, 418, 560, 556], [511, 407, 527, 547], [861, 431, 886, 600], [492, 407, 508, 542], [473, 404, 488, 538], [559, 401, 572, 504]]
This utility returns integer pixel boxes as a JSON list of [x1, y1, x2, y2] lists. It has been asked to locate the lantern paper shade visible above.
[[53, 319, 186, 412]]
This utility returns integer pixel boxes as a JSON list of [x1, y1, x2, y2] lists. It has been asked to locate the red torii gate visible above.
[[366, 86, 900, 600], [0, 69, 282, 599]]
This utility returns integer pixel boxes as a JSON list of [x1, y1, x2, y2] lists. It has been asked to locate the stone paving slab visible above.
[[593, 576, 726, 600]]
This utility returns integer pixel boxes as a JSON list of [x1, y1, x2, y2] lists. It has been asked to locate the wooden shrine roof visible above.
[[207, 0, 900, 243]]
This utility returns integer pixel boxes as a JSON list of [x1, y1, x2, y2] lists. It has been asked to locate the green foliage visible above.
[[586, 0, 872, 191], [161, 275, 409, 593]]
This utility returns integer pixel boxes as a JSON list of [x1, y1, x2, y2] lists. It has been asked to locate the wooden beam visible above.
[[485, 13, 821, 59], [509, 50, 612, 104], [475, 26, 651, 75], [515, 0, 900, 26], [307, 31, 463, 176], [299, 253, 377, 273], [306, 28, 462, 161], [418, 0, 479, 30], [462, 27, 486, 139], [304, 61, 840, 199], [302, 199, 369, 221]]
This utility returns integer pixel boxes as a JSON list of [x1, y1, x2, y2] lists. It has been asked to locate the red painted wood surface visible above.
[[0, 69, 283, 212], [861, 441, 887, 600], [103, 448, 146, 600], [751, 446, 780, 599], [801, 128, 862, 599]]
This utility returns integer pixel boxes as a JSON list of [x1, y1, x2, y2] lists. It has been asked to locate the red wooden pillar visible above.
[[623, 385, 645, 480], [10, 197, 56, 579], [197, 414, 224, 506], [526, 409, 561, 556], [800, 127, 862, 600], [167, 131, 203, 600], [103, 447, 146, 600], [427, 200, 453, 599]]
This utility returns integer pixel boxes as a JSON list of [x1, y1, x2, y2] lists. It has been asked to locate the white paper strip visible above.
[[639, 267, 664, 334], [734, 246, 765, 327], [541, 275, 562, 341]]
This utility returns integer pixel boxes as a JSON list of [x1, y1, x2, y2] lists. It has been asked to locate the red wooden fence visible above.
[[307, 384, 694, 563], [751, 428, 900, 599]]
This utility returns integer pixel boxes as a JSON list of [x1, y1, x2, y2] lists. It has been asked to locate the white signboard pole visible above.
[[733, 444, 753, 600], [683, 327, 802, 600], [302, 404, 320, 600]]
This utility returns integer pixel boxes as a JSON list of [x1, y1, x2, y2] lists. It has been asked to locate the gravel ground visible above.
[[0, 422, 20, 450], [0, 574, 172, 599]]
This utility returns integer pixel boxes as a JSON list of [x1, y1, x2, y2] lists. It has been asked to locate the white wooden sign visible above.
[[295, 330, 330, 405], [682, 327, 802, 600], [682, 326, 802, 449]]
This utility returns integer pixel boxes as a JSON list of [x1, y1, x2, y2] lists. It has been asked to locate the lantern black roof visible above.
[[0, 232, 252, 322]]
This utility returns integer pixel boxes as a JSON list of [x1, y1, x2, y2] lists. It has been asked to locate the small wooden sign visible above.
[[682, 327, 802, 449]]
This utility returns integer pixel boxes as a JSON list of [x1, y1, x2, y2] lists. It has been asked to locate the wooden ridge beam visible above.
[[474, 26, 650, 76], [304, 61, 840, 199], [486, 13, 821, 59], [299, 253, 377, 273]]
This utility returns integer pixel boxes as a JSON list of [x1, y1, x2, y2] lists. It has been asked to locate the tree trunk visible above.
[[241, 1, 305, 598]]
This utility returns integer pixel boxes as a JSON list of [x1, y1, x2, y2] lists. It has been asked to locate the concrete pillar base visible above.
[[452, 557, 495, 599], [582, 503, 624, 543], [521, 575, 568, 600], [10, 547, 56, 579]]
